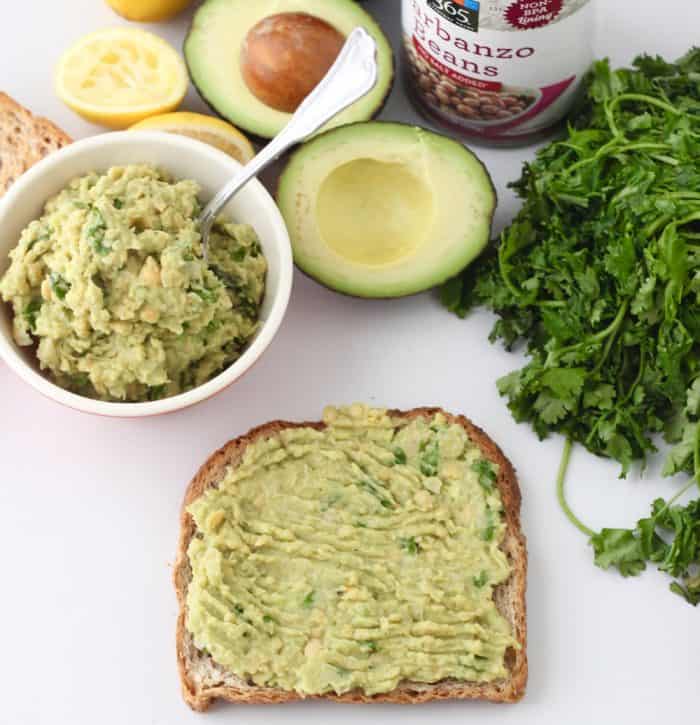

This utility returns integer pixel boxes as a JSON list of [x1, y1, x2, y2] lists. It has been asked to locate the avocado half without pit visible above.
[[277, 122, 497, 298], [184, 0, 395, 139]]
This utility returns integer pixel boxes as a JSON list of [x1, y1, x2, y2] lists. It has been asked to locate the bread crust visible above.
[[0, 92, 72, 197], [174, 408, 527, 711]]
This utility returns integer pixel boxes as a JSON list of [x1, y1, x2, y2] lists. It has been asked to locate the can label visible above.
[[403, 0, 593, 140]]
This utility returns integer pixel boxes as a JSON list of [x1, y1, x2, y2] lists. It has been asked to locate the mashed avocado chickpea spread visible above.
[[0, 165, 266, 401], [186, 405, 517, 696]]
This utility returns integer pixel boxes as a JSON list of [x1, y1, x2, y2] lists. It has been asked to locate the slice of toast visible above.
[[174, 407, 528, 711], [0, 92, 72, 198]]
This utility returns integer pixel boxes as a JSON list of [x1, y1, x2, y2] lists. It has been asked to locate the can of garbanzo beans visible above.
[[402, 0, 594, 144]]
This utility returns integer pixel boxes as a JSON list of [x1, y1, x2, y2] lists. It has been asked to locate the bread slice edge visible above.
[[173, 407, 528, 711], [0, 92, 72, 197]]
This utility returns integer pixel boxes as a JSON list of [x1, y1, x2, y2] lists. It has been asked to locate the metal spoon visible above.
[[198, 26, 379, 266]]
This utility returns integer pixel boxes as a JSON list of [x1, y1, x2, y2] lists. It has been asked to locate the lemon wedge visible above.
[[106, 0, 193, 22], [55, 28, 188, 129], [130, 112, 256, 163]]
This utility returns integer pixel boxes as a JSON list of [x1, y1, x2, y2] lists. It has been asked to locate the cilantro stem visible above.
[[547, 301, 629, 368], [591, 310, 626, 375], [606, 93, 681, 137], [497, 237, 522, 300], [643, 478, 699, 535], [694, 424, 700, 493], [609, 93, 682, 118], [644, 214, 674, 238], [664, 191, 700, 200], [537, 300, 567, 308], [617, 142, 672, 153], [556, 438, 595, 537], [619, 348, 645, 406], [675, 211, 700, 228], [666, 478, 698, 509], [646, 212, 700, 252], [566, 138, 619, 175]]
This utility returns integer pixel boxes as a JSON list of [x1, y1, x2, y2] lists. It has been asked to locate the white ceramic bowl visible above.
[[0, 131, 293, 417]]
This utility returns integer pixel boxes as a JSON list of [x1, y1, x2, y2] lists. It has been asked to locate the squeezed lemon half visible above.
[[106, 0, 193, 22], [130, 112, 256, 164], [55, 28, 188, 128]]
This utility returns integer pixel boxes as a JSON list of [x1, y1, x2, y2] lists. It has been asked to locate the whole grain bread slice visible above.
[[0, 92, 72, 198], [174, 407, 527, 711]]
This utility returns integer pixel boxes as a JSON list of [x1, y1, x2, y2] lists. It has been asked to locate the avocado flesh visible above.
[[277, 122, 497, 298], [185, 0, 395, 140]]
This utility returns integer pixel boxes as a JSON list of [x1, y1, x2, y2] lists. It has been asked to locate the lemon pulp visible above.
[[55, 28, 187, 128]]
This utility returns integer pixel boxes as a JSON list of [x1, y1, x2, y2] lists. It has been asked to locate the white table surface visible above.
[[1, 1, 698, 723]]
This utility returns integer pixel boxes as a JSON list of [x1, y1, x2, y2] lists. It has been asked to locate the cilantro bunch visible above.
[[443, 49, 700, 603]]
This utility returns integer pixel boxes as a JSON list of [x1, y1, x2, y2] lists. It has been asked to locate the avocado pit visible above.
[[240, 12, 345, 113]]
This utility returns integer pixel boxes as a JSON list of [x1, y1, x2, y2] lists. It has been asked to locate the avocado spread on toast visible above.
[[185, 404, 517, 696]]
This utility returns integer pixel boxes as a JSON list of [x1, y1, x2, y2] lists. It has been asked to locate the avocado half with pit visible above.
[[277, 122, 497, 298], [184, 0, 394, 140]]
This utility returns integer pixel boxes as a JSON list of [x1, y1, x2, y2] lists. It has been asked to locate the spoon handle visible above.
[[199, 26, 379, 252]]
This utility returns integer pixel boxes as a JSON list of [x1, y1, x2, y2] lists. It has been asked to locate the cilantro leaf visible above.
[[393, 447, 407, 465], [482, 509, 496, 541], [49, 273, 71, 301], [399, 536, 420, 554], [471, 460, 497, 492], [419, 438, 440, 477], [472, 570, 489, 588], [86, 207, 110, 256], [22, 298, 42, 332], [590, 493, 700, 604], [591, 529, 647, 577]]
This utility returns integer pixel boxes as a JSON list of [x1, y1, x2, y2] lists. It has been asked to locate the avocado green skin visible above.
[[183, 0, 396, 142], [276, 121, 498, 300]]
